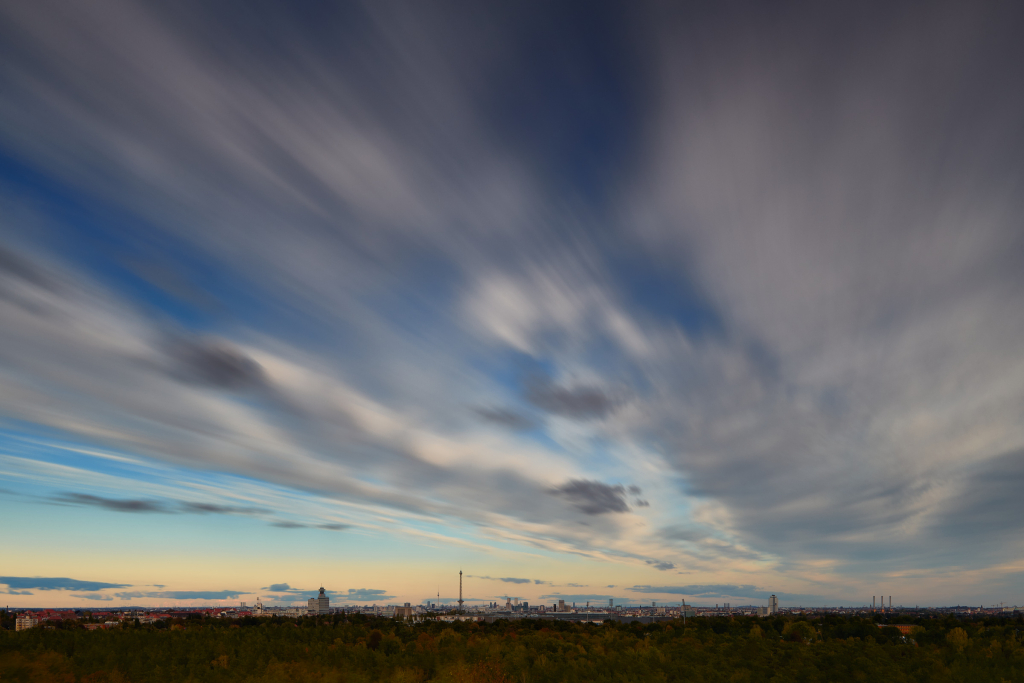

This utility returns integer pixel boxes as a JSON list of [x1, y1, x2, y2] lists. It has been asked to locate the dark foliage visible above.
[[1, 612, 1022, 682]]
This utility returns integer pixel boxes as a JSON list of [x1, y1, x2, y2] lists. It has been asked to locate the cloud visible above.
[[51, 494, 269, 518], [1, 576, 129, 591], [179, 502, 266, 515], [930, 448, 1024, 543], [72, 593, 114, 601], [0, 245, 56, 292], [548, 480, 631, 514], [646, 560, 676, 571], [270, 521, 306, 529], [341, 588, 395, 602], [164, 337, 267, 391], [1, 590, 33, 595], [625, 0, 1024, 578], [468, 575, 548, 585], [116, 590, 245, 600], [539, 594, 627, 603], [524, 376, 619, 420], [265, 584, 291, 592], [0, 0, 1022, 606], [317, 523, 350, 531], [660, 527, 708, 543], [565, 583, 586, 587], [474, 407, 536, 431], [629, 585, 761, 599], [52, 493, 166, 513]]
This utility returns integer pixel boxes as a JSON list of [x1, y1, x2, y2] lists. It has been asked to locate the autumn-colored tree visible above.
[[946, 626, 968, 652]]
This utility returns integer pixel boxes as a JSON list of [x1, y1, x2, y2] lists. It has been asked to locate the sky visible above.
[[1, 0, 1023, 610]]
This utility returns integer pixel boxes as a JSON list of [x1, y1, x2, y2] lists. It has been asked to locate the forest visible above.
[[1, 611, 1022, 682]]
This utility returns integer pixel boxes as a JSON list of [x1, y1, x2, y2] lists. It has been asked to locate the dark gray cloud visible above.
[[548, 479, 631, 514], [1, 576, 129, 591], [468, 575, 546, 585], [270, 521, 305, 529], [53, 493, 269, 518], [645, 560, 676, 571], [179, 502, 266, 515], [525, 377, 619, 420], [0, 245, 55, 291], [52, 492, 165, 513], [165, 337, 266, 391], [931, 448, 1024, 542], [317, 523, 350, 531], [474, 407, 536, 431], [265, 583, 291, 592]]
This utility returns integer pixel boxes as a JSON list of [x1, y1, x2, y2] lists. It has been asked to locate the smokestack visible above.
[[873, 596, 875, 609]]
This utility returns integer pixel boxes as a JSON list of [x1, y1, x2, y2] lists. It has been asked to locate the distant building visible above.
[[768, 595, 778, 615], [757, 606, 768, 617], [16, 614, 39, 631], [394, 603, 415, 619], [308, 587, 330, 615]]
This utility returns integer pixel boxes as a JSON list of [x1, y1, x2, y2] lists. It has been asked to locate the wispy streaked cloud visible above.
[[1, 577, 129, 592], [0, 0, 1021, 608]]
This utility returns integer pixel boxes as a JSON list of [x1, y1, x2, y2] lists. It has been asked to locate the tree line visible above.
[[1, 610, 1022, 682]]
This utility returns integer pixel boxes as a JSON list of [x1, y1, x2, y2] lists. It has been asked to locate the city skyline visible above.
[[2, 0, 1023, 610]]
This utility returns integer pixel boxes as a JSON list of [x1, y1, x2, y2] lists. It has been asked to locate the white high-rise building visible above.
[[768, 594, 778, 615]]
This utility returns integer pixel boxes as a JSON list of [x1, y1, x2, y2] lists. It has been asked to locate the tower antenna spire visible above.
[[458, 570, 464, 613]]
